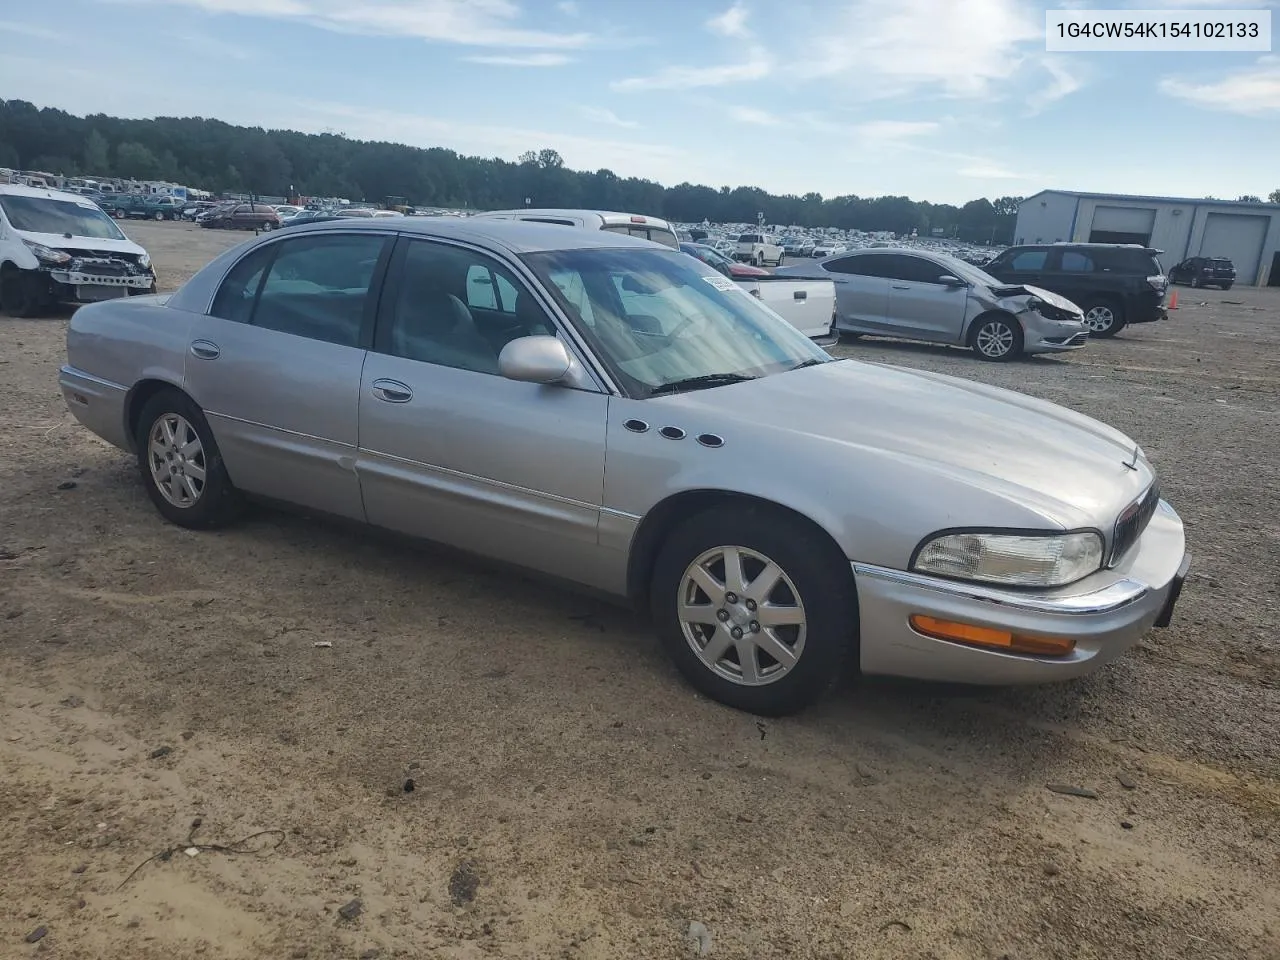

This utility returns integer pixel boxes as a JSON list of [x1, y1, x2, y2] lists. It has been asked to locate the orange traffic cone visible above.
[[1168, 289, 1178, 310]]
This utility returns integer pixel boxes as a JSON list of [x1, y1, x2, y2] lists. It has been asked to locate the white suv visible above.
[[734, 232, 784, 267], [0, 184, 156, 317]]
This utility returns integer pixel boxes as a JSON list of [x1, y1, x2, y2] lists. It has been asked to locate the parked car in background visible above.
[[797, 239, 816, 257], [680, 241, 769, 278], [273, 204, 304, 220], [183, 201, 218, 221], [1168, 256, 1235, 290], [475, 208, 680, 249], [198, 202, 281, 231], [680, 242, 835, 340], [778, 247, 1088, 361], [102, 193, 183, 221], [0, 184, 156, 316], [57, 217, 1188, 715], [811, 239, 845, 258], [734, 232, 784, 267], [984, 243, 1167, 338]]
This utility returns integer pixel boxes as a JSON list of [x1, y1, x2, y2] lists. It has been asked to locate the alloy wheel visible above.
[[975, 320, 1015, 358], [147, 414, 207, 508], [677, 545, 806, 686], [1083, 306, 1116, 333]]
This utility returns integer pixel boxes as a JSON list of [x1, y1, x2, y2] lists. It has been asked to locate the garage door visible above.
[[1089, 206, 1157, 245], [1199, 213, 1269, 285]]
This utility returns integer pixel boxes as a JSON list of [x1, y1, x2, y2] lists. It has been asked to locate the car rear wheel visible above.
[[970, 314, 1023, 361], [1222, 282, 1233, 290], [135, 390, 242, 529], [650, 503, 856, 715], [1081, 300, 1125, 338], [1190, 276, 1202, 288], [153, 210, 164, 221], [114, 208, 127, 219]]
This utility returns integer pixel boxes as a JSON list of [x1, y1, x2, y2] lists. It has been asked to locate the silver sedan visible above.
[[59, 219, 1188, 715], [778, 247, 1090, 360]]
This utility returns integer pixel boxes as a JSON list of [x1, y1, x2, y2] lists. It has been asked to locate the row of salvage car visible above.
[[55, 204, 1188, 716]]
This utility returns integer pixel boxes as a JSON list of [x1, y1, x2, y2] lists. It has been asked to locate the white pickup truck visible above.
[[734, 232, 784, 267], [735, 275, 836, 342]]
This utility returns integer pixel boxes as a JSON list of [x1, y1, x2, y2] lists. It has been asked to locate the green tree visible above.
[[115, 141, 160, 180], [83, 129, 110, 174], [1269, 189, 1280, 203]]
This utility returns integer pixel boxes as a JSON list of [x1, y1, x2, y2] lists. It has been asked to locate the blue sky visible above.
[[0, 0, 1276, 204]]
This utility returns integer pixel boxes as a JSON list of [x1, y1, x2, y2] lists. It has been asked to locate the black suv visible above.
[[1168, 256, 1235, 290], [984, 243, 1168, 338]]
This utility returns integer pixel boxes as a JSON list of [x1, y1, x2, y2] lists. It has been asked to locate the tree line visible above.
[[0, 97, 1046, 241]]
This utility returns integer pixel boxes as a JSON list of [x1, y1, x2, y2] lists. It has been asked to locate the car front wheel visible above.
[[650, 503, 856, 715], [135, 390, 241, 529], [970, 314, 1023, 361], [1081, 300, 1125, 337]]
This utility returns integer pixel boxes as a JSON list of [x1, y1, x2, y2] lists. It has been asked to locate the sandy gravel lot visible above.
[[2, 220, 1278, 959]]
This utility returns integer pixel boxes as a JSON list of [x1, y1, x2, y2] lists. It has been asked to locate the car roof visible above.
[[279, 215, 665, 253], [477, 208, 675, 230], [0, 183, 100, 203]]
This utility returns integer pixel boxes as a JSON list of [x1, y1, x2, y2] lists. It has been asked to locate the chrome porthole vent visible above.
[[623, 419, 650, 433], [659, 426, 686, 440], [696, 433, 725, 448]]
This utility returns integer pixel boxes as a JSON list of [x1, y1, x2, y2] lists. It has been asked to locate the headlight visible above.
[[1024, 296, 1042, 312], [138, 252, 152, 270], [21, 239, 71, 265], [912, 530, 1104, 587]]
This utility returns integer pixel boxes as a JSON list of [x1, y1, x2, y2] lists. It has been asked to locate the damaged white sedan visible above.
[[0, 184, 157, 317], [777, 247, 1089, 361]]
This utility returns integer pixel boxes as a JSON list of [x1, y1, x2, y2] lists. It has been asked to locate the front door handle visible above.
[[371, 379, 413, 403], [190, 340, 220, 360], [891, 284, 910, 290]]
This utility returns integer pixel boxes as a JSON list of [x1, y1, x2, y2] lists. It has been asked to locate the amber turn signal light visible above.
[[909, 615, 1076, 657]]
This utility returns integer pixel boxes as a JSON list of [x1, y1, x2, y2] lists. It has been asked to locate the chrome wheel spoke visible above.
[[735, 639, 761, 684], [160, 417, 177, 447], [687, 565, 725, 605], [745, 561, 782, 602], [180, 475, 201, 501], [179, 437, 201, 457], [754, 629, 799, 669], [721, 546, 747, 595], [680, 602, 720, 625], [184, 461, 206, 484], [701, 629, 734, 664], [757, 603, 803, 627]]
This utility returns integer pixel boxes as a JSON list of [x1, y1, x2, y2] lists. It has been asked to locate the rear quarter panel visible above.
[[66, 298, 196, 448], [741, 278, 835, 338]]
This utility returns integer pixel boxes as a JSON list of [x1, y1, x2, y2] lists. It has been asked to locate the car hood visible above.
[[987, 283, 1081, 314], [657, 359, 1152, 528], [18, 230, 147, 257]]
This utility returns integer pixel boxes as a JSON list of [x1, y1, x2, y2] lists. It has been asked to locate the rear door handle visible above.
[[891, 284, 910, 290], [190, 340, 220, 360], [793, 290, 807, 301], [371, 379, 413, 403]]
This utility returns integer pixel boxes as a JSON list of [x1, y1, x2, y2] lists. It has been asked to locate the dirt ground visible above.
[[2, 220, 1278, 959]]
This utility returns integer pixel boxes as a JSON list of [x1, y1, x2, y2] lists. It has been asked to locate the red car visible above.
[[680, 242, 769, 278]]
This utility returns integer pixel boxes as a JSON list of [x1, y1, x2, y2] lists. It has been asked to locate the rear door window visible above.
[[1008, 250, 1049, 271], [822, 255, 879, 276], [1059, 251, 1096, 272]]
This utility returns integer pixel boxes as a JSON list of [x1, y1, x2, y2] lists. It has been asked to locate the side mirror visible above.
[[499, 336, 572, 384], [938, 274, 967, 287]]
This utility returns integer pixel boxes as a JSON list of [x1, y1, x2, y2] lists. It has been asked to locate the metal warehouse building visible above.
[[1015, 190, 1280, 287]]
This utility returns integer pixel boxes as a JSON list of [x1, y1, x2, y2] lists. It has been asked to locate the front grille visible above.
[[1110, 482, 1160, 566], [57, 248, 143, 266], [1065, 332, 1089, 346]]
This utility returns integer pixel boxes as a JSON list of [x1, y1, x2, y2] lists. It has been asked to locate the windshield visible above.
[[523, 247, 829, 398], [0, 195, 127, 240]]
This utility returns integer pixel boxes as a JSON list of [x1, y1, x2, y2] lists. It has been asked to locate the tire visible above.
[[154, 210, 165, 221], [969, 313, 1023, 361], [1222, 282, 1233, 290], [1190, 276, 1201, 289], [0, 267, 50, 318], [135, 390, 242, 529], [114, 209, 127, 219], [1081, 299, 1125, 337], [649, 503, 857, 715]]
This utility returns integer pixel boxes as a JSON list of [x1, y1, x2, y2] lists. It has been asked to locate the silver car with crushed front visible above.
[[778, 247, 1089, 361], [59, 219, 1189, 715]]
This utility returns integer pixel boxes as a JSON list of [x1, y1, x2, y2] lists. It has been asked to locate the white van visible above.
[[473, 208, 680, 249], [0, 184, 157, 317]]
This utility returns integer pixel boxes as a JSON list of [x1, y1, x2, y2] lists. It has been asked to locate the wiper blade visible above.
[[648, 373, 756, 396], [785, 358, 826, 372]]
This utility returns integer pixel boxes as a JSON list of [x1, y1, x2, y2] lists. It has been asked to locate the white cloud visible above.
[[728, 105, 779, 126], [464, 53, 572, 66], [578, 106, 639, 128], [707, 2, 751, 39], [122, 0, 591, 48], [611, 45, 772, 91], [1026, 57, 1087, 113], [556, 0, 578, 13], [1159, 57, 1280, 115], [851, 120, 940, 141], [0, 19, 67, 40], [798, 0, 1041, 98]]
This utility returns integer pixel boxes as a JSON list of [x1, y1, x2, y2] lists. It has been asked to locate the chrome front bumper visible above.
[[853, 500, 1188, 684], [49, 269, 154, 290]]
